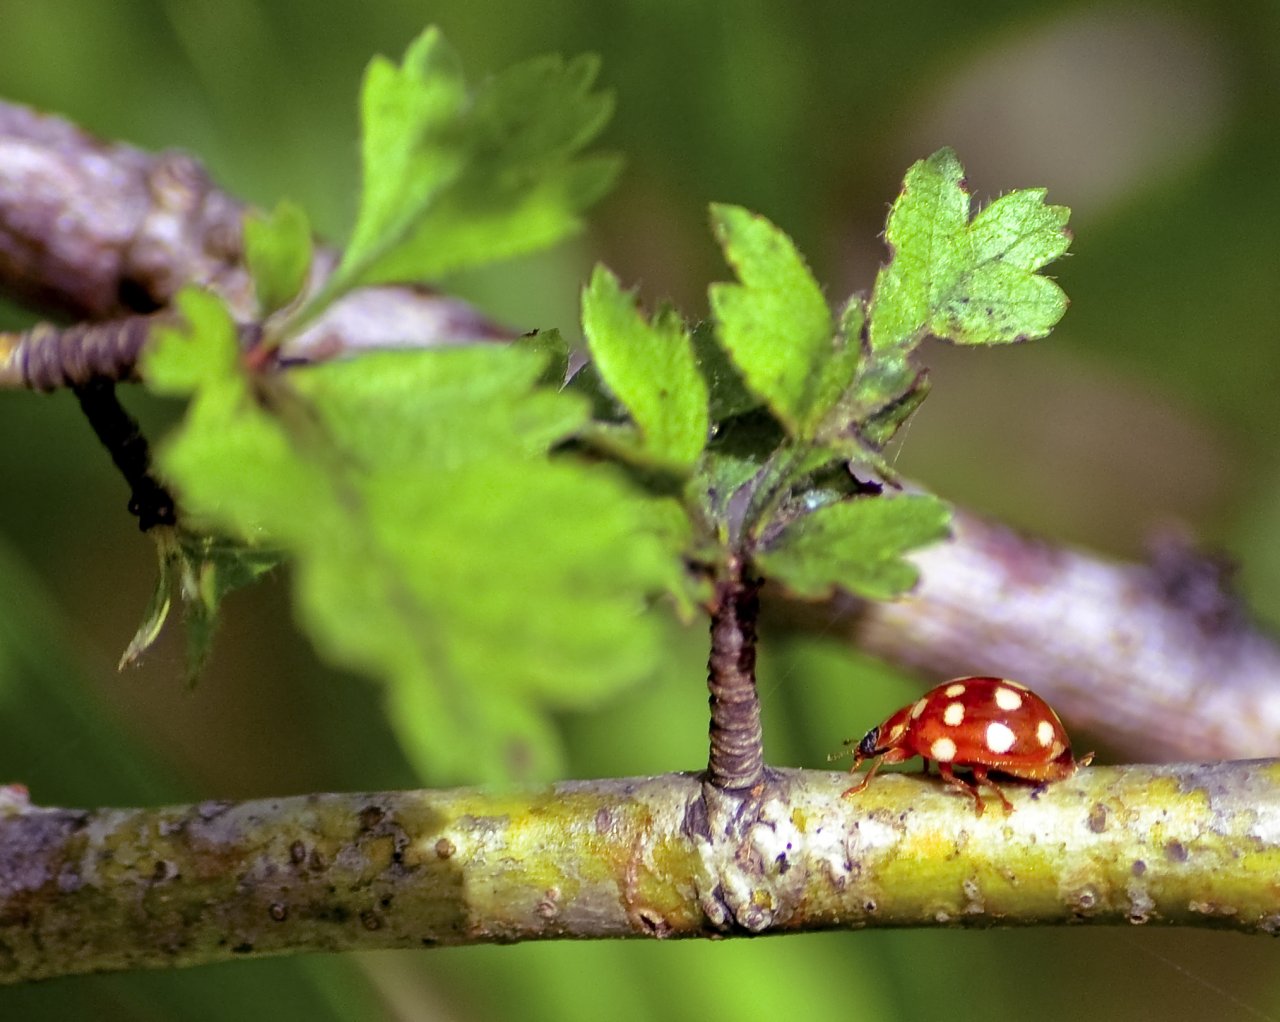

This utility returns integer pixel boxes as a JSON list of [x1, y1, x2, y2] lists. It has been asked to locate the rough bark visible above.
[[0, 99, 510, 388], [706, 561, 765, 791], [1, 762, 1278, 984], [836, 510, 1280, 760]]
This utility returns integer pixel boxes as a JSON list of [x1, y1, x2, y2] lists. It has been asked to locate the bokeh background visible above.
[[2, 1, 1278, 1019]]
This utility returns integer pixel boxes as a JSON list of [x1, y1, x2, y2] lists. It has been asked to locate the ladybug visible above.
[[840, 677, 1091, 815]]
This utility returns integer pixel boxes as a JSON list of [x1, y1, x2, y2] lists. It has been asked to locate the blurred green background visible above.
[[2, 1, 1278, 1019]]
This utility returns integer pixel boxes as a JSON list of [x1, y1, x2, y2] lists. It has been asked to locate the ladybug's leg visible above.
[[970, 766, 1014, 815], [938, 763, 986, 816], [841, 756, 880, 798], [842, 748, 911, 799]]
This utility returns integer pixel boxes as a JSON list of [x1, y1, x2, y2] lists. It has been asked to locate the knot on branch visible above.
[[685, 771, 806, 933]]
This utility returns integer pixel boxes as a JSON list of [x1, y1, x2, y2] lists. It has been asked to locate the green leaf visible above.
[[175, 533, 281, 682], [331, 33, 618, 296], [244, 200, 314, 316], [143, 288, 243, 394], [517, 328, 571, 387], [142, 290, 688, 784], [118, 529, 179, 671], [333, 27, 468, 293], [807, 297, 867, 437], [868, 148, 1071, 351], [118, 525, 282, 681], [690, 320, 759, 421], [754, 494, 951, 600], [581, 264, 708, 469], [708, 204, 834, 437]]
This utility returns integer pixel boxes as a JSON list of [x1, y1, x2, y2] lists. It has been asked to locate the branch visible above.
[[0, 99, 511, 388], [834, 510, 1280, 760], [706, 558, 765, 790], [1, 761, 1277, 983]]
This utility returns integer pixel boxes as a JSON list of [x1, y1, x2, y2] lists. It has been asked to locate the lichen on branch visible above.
[[2, 761, 1278, 984]]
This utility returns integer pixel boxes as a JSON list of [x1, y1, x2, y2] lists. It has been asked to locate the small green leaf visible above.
[[119, 529, 179, 671], [754, 494, 950, 600], [807, 297, 866, 436], [868, 148, 1071, 352], [331, 34, 619, 296], [143, 288, 243, 394], [118, 526, 280, 680], [689, 321, 759, 421], [244, 200, 314, 316], [518, 328, 571, 387], [333, 28, 468, 293], [176, 534, 280, 682], [581, 264, 708, 469], [708, 204, 834, 437]]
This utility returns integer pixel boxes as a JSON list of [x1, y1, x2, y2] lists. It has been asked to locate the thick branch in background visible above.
[[1, 762, 1278, 984], [0, 99, 510, 385], [835, 510, 1280, 761]]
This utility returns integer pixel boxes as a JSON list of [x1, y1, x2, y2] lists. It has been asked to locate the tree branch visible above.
[[833, 509, 1280, 760], [1, 761, 1277, 983], [706, 559, 765, 790], [0, 99, 510, 387]]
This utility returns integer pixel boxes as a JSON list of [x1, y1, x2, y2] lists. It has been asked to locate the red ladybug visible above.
[[840, 677, 1091, 815]]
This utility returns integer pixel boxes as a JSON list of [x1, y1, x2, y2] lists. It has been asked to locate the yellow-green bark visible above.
[[2, 761, 1279, 983]]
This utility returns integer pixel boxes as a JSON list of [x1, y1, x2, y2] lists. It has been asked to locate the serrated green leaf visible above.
[[518, 328, 571, 387], [581, 264, 708, 469], [143, 288, 243, 393], [142, 290, 688, 785], [754, 493, 950, 600], [333, 28, 468, 293], [808, 297, 866, 436], [690, 320, 759, 421], [333, 37, 619, 294], [868, 148, 1071, 351], [295, 345, 589, 468], [244, 200, 314, 316], [708, 204, 834, 437]]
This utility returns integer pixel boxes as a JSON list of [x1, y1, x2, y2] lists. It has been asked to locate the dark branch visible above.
[[0, 316, 157, 390], [72, 378, 175, 531], [706, 560, 765, 791]]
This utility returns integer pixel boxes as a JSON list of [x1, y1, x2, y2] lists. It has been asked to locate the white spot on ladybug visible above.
[[888, 722, 906, 741], [942, 702, 965, 727], [910, 698, 929, 720], [930, 736, 958, 762], [985, 721, 1016, 754], [1036, 720, 1056, 747], [944, 682, 966, 697], [993, 686, 1023, 711], [1049, 740, 1066, 759]]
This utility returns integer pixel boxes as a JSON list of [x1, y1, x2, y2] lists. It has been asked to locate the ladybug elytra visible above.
[[840, 676, 1092, 815]]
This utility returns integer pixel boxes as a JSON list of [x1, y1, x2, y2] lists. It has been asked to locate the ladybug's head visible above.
[[856, 726, 883, 759]]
